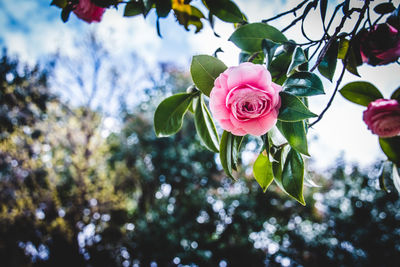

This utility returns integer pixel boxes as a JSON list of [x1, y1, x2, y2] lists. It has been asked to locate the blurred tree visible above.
[[0, 50, 399, 267]]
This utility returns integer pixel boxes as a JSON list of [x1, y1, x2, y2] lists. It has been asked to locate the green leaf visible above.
[[393, 164, 400, 195], [155, 0, 172, 17], [253, 150, 274, 192], [287, 47, 307, 75], [124, 1, 144, 17], [51, 0, 67, 8], [391, 87, 400, 101], [337, 38, 349, 59], [272, 146, 284, 185], [269, 51, 292, 85], [194, 95, 220, 152], [61, 5, 72, 22], [374, 3, 395, 15], [220, 131, 234, 179], [231, 135, 244, 171], [229, 23, 287, 53], [154, 93, 193, 137], [262, 39, 280, 68], [278, 92, 317, 122], [190, 55, 227, 96], [379, 137, 400, 165], [318, 40, 339, 81], [339, 81, 383, 106], [338, 38, 361, 76], [277, 120, 309, 156], [239, 51, 265, 64], [282, 148, 306, 205], [173, 3, 205, 33], [205, 0, 244, 23], [283, 72, 324, 96]]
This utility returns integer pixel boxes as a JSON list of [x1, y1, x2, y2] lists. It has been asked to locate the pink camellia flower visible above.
[[357, 23, 400, 66], [209, 62, 281, 136], [363, 99, 400, 138], [73, 0, 105, 23]]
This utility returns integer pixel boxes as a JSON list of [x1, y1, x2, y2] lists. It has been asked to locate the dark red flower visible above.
[[73, 0, 105, 23], [357, 23, 400, 66]]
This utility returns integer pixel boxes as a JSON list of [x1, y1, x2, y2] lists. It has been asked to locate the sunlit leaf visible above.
[[190, 55, 227, 96], [253, 150, 274, 192], [194, 95, 220, 152], [262, 39, 280, 68], [277, 120, 309, 156], [287, 47, 307, 75], [278, 92, 317, 122], [339, 81, 383, 106], [154, 93, 194, 137], [229, 23, 287, 53], [220, 131, 234, 179], [173, 0, 205, 33]]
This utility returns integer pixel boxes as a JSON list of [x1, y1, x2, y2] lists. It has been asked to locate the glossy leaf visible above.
[[339, 81, 383, 106], [278, 92, 317, 122], [154, 93, 193, 137], [393, 165, 400, 195], [277, 120, 309, 156], [287, 47, 307, 75], [338, 38, 360, 77], [190, 55, 227, 96], [253, 150, 274, 192], [282, 148, 306, 205], [231, 135, 244, 171], [220, 131, 234, 179], [194, 95, 220, 152], [124, 1, 144, 17], [239, 51, 265, 64], [374, 3, 395, 15], [283, 72, 324, 96], [262, 39, 280, 68], [229, 23, 287, 53], [379, 137, 400, 165], [269, 51, 292, 85], [272, 146, 284, 186], [205, 0, 244, 23], [391, 87, 400, 101], [318, 40, 339, 81]]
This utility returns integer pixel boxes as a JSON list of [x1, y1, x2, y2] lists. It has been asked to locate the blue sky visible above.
[[1, 0, 399, 170]]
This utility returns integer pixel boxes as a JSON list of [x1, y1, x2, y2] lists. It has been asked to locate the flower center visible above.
[[226, 85, 273, 121]]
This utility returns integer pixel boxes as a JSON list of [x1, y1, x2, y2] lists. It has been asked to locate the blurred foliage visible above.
[[0, 51, 399, 267]]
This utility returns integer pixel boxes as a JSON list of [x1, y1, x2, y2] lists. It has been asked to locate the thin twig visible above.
[[309, 60, 347, 128], [262, 0, 310, 23]]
